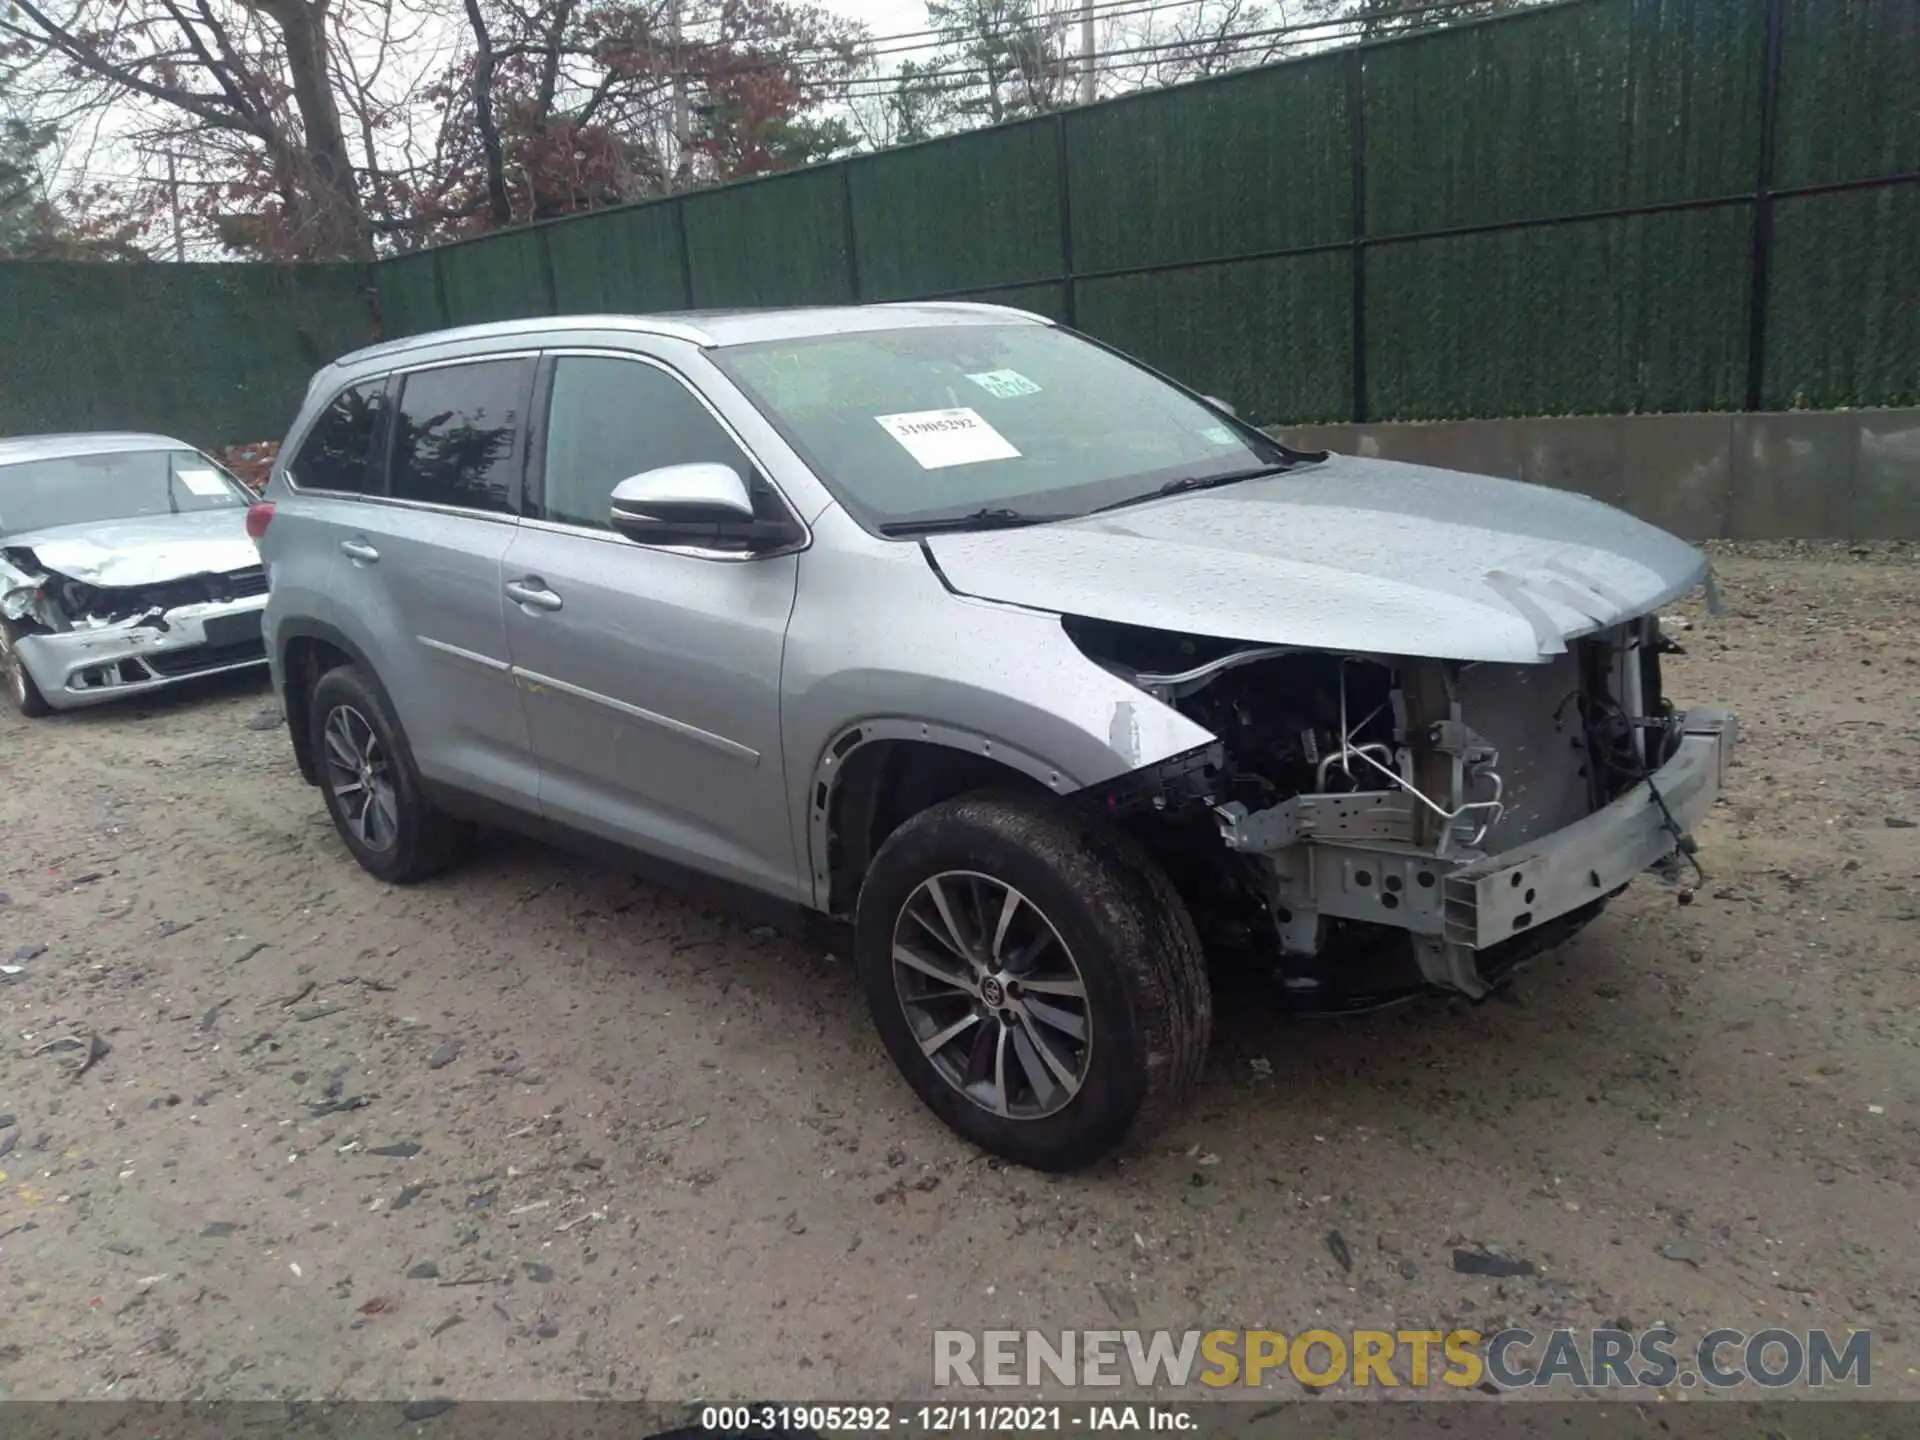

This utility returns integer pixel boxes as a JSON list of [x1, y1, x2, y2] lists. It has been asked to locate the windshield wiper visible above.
[[1087, 463, 1293, 516], [878, 507, 1072, 537]]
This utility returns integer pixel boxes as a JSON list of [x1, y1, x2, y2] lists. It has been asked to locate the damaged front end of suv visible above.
[[1066, 612, 1735, 1012]]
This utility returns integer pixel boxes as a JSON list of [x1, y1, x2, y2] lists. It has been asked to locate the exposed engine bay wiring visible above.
[[1317, 659, 1505, 856], [1064, 612, 1717, 1004]]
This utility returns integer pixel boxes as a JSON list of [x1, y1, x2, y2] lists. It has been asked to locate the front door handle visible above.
[[505, 578, 564, 613], [340, 539, 379, 563]]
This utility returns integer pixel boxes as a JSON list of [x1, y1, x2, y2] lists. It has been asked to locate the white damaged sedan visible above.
[[0, 433, 269, 716]]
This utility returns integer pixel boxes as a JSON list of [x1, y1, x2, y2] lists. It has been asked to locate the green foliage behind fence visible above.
[[4, 0, 1915, 449], [0, 262, 372, 450]]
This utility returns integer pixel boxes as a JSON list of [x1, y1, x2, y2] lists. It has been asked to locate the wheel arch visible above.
[[277, 620, 390, 785], [808, 719, 1077, 915]]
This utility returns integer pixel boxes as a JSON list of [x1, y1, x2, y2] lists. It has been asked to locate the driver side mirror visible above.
[[608, 463, 799, 552]]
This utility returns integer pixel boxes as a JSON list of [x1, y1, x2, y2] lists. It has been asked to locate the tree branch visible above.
[[573, 64, 621, 128], [194, 0, 277, 119], [157, 0, 263, 128], [535, 0, 575, 118], [2, 3, 264, 137], [459, 0, 514, 226]]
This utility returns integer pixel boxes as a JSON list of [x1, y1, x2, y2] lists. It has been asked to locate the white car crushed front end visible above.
[[1, 514, 269, 711]]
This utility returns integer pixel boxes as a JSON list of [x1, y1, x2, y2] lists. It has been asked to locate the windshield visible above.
[[0, 449, 250, 536], [711, 323, 1287, 531]]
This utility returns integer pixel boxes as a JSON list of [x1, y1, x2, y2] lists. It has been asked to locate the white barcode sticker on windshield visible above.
[[875, 408, 1021, 469], [966, 368, 1042, 399], [177, 468, 229, 497]]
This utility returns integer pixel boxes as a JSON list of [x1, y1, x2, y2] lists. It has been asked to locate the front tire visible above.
[[308, 664, 462, 883], [0, 622, 53, 718], [855, 792, 1211, 1171]]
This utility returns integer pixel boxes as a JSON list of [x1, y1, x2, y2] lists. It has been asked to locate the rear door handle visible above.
[[340, 539, 379, 563], [505, 578, 563, 613]]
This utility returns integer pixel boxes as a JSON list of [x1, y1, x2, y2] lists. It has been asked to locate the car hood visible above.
[[1, 508, 257, 587], [922, 455, 1710, 665]]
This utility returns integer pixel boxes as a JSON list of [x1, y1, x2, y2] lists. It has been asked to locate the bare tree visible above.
[[330, 0, 467, 244], [0, 0, 400, 256], [0, 0, 865, 255], [849, 0, 1078, 142], [1101, 0, 1295, 90], [0, 81, 145, 256], [1305, 0, 1530, 37], [846, 0, 1545, 145], [427, 0, 866, 239]]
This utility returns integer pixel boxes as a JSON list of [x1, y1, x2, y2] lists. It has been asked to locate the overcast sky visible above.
[[829, 0, 932, 37]]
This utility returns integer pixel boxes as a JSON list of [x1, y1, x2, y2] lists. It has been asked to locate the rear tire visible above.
[[0, 621, 53, 718], [855, 791, 1210, 1171], [308, 663, 463, 883]]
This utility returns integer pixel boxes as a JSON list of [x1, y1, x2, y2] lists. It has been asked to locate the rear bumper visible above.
[[14, 596, 267, 711], [1443, 706, 1736, 949]]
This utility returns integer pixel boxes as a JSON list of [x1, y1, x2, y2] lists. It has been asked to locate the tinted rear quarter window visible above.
[[291, 381, 387, 494], [390, 358, 533, 515]]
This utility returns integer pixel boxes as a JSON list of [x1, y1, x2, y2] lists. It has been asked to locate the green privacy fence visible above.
[[377, 0, 1920, 427], [0, 262, 373, 448], [2, 0, 1911, 447]]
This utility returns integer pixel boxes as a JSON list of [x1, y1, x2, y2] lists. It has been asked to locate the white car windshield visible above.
[[0, 449, 250, 535], [713, 323, 1292, 533]]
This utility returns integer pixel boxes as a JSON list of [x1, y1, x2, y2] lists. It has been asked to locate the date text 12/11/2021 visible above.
[[697, 1404, 1198, 1432]]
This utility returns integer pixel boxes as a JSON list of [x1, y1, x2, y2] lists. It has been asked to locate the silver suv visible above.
[[255, 303, 1734, 1169]]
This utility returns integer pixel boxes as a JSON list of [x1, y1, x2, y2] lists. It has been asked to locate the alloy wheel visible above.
[[322, 703, 399, 852], [890, 871, 1091, 1120]]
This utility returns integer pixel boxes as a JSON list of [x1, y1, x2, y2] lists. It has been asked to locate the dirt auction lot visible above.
[[0, 544, 1916, 1405]]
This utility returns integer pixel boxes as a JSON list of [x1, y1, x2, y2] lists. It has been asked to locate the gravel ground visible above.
[[0, 545, 1915, 1404]]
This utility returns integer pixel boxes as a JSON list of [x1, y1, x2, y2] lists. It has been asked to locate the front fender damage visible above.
[[0, 550, 51, 625], [3, 544, 260, 633]]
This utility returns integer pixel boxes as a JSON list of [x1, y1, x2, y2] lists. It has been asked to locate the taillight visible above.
[[245, 501, 276, 541]]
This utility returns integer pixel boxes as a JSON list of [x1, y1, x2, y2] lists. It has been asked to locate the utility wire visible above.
[[660, 0, 1187, 58], [835, 0, 1200, 60], [833, 0, 1194, 59], [698, 0, 1495, 69], [815, 1, 1497, 97]]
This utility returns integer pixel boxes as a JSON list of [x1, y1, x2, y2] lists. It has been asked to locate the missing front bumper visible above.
[[1225, 704, 1736, 996], [1442, 706, 1735, 948], [13, 598, 268, 710]]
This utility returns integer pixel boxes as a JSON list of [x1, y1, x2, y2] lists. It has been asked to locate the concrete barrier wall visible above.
[[1274, 410, 1920, 541]]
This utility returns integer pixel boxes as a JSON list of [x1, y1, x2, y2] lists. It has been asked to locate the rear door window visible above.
[[290, 380, 388, 495], [389, 358, 534, 515]]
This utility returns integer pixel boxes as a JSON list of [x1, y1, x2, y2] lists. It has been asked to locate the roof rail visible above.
[[330, 313, 719, 370], [876, 300, 1057, 325]]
